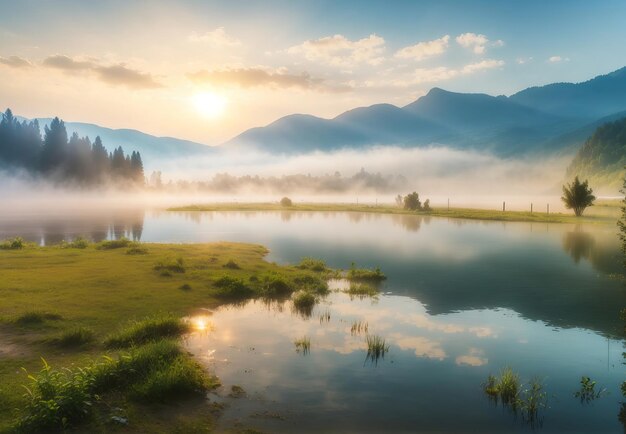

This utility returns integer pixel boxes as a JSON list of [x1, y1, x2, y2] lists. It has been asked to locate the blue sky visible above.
[[1, 0, 625, 142]]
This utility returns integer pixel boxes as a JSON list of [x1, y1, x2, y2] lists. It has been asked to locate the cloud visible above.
[[403, 58, 504, 85], [188, 27, 241, 46], [516, 57, 533, 65], [0, 55, 33, 68], [548, 55, 570, 63], [287, 34, 385, 67], [455, 348, 488, 366], [42, 55, 162, 89], [455, 32, 503, 54], [187, 67, 350, 92], [395, 35, 450, 61]]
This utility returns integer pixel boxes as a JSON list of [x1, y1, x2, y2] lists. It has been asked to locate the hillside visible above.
[[566, 116, 626, 193]]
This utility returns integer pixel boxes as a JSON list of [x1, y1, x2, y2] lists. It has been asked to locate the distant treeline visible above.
[[147, 168, 407, 193], [0, 109, 144, 186]]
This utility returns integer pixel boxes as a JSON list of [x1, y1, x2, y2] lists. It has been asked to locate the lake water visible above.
[[1, 209, 625, 432]]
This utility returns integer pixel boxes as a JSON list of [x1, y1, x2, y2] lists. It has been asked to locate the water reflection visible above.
[[186, 292, 624, 433]]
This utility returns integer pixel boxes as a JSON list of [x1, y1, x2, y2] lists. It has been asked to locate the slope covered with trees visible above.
[[566, 117, 626, 193], [0, 109, 144, 186]]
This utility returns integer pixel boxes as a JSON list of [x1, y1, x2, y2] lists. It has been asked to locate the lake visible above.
[[1, 208, 625, 432]]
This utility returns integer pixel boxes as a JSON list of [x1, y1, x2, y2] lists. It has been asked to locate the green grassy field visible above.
[[0, 241, 330, 433], [169, 200, 622, 225]]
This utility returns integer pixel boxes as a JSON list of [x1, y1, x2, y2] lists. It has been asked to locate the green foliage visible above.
[[347, 263, 386, 281], [51, 327, 95, 348], [365, 335, 389, 364], [350, 321, 368, 336], [574, 376, 606, 402], [403, 191, 422, 211], [561, 176, 596, 216], [280, 197, 293, 207], [483, 367, 520, 405], [104, 314, 189, 348], [258, 272, 292, 297], [0, 236, 27, 250], [294, 336, 311, 355], [223, 259, 240, 269], [517, 377, 548, 425], [96, 237, 131, 250], [213, 276, 254, 298], [126, 242, 148, 255], [423, 198, 431, 211], [13, 311, 62, 326], [296, 257, 326, 272], [292, 272, 328, 293], [154, 257, 185, 273], [346, 282, 379, 298], [59, 237, 89, 249]]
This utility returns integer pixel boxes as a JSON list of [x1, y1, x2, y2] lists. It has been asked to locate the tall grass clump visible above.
[[222, 259, 240, 269], [518, 377, 548, 426], [13, 311, 62, 326], [258, 272, 292, 297], [96, 237, 131, 250], [297, 257, 326, 272], [574, 376, 606, 403], [51, 327, 95, 348], [213, 275, 254, 298], [350, 321, 368, 335], [293, 273, 328, 294], [346, 282, 379, 298], [347, 262, 386, 282], [126, 242, 148, 255], [294, 336, 311, 355], [292, 291, 316, 309], [365, 334, 389, 364], [104, 315, 189, 348], [0, 236, 27, 250], [153, 257, 185, 274], [60, 236, 89, 249]]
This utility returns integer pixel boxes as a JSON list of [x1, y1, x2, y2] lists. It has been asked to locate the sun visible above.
[[192, 92, 227, 118]]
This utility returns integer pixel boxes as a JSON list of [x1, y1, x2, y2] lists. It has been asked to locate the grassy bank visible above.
[[0, 241, 331, 433], [168, 201, 621, 224]]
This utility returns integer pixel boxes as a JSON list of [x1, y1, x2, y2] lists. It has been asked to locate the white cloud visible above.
[[455, 348, 488, 366], [548, 55, 570, 63], [287, 34, 386, 67], [394, 35, 450, 61], [401, 58, 504, 85], [461, 59, 504, 74], [188, 27, 241, 46], [455, 33, 503, 54], [516, 57, 533, 64]]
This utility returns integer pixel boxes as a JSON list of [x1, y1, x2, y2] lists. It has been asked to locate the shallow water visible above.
[[1, 209, 625, 432]]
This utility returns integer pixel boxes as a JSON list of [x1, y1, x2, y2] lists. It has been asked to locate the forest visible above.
[[0, 109, 144, 186]]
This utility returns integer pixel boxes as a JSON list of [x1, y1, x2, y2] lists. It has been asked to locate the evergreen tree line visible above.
[[0, 109, 144, 185]]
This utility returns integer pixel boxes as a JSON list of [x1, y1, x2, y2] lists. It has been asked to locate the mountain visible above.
[[226, 66, 626, 156], [566, 116, 626, 193], [510, 66, 626, 119], [17, 116, 214, 167]]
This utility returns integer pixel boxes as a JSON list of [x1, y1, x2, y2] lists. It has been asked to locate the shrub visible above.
[[60, 236, 89, 249], [126, 242, 148, 255], [347, 263, 386, 281], [96, 237, 131, 250], [292, 291, 316, 310], [293, 273, 328, 293], [259, 272, 292, 297], [13, 311, 62, 326], [223, 259, 240, 269], [365, 335, 389, 364], [403, 192, 422, 211], [104, 315, 189, 348], [213, 276, 254, 298], [153, 257, 185, 273], [280, 197, 293, 207], [296, 257, 326, 272], [0, 236, 26, 250], [52, 327, 95, 348]]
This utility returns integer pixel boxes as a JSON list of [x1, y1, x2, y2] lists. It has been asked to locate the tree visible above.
[[561, 176, 596, 216], [130, 151, 144, 184], [280, 197, 293, 207], [403, 192, 422, 211], [395, 194, 403, 207], [423, 199, 431, 211], [40, 117, 68, 174]]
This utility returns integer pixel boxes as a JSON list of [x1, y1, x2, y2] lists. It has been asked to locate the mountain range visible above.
[[227, 66, 626, 156]]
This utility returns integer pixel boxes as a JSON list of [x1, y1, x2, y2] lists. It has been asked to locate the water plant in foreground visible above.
[[294, 336, 311, 355], [292, 291, 316, 317], [574, 376, 607, 403], [483, 367, 520, 406], [104, 314, 190, 348], [347, 262, 386, 282], [517, 377, 548, 426], [346, 282, 379, 299], [296, 257, 327, 272], [319, 309, 331, 324], [365, 334, 389, 364], [350, 320, 369, 335]]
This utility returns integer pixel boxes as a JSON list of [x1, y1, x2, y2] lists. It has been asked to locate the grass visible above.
[[168, 201, 622, 225], [104, 314, 190, 348], [50, 326, 95, 348], [574, 376, 607, 403], [294, 336, 311, 355], [0, 241, 336, 432], [484, 367, 521, 405], [96, 237, 131, 250], [213, 275, 254, 298], [365, 334, 389, 363], [154, 257, 186, 274], [59, 236, 89, 249], [347, 263, 386, 282], [346, 282, 379, 298], [350, 321, 369, 335], [518, 378, 547, 426], [296, 257, 327, 272], [292, 291, 316, 309], [126, 242, 149, 255], [223, 259, 240, 269]]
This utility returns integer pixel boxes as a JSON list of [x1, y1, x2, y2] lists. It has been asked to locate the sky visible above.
[[1, 0, 625, 145]]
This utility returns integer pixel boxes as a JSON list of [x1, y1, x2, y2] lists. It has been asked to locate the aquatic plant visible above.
[[293, 272, 329, 293], [574, 376, 607, 403], [347, 262, 386, 281], [297, 257, 326, 272], [319, 309, 331, 324], [346, 282, 379, 298], [259, 272, 292, 296], [51, 327, 95, 348], [213, 275, 254, 298], [153, 257, 185, 273], [292, 291, 316, 317], [294, 336, 311, 355], [482, 367, 520, 406], [104, 314, 190, 348], [365, 334, 389, 364], [350, 320, 369, 335], [96, 237, 131, 250], [517, 377, 547, 426], [223, 259, 240, 269]]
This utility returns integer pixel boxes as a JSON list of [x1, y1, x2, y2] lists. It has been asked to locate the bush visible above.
[[213, 276, 254, 298], [292, 291, 316, 310], [126, 242, 148, 255], [293, 273, 329, 293], [259, 272, 292, 297], [104, 315, 189, 348], [0, 236, 26, 250], [60, 236, 89, 249], [296, 257, 326, 272], [280, 197, 293, 207], [223, 259, 240, 269], [153, 257, 185, 273], [403, 192, 422, 211], [96, 237, 131, 250], [52, 327, 95, 348]]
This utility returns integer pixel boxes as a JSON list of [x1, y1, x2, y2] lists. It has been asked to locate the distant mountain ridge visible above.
[[226, 66, 626, 156]]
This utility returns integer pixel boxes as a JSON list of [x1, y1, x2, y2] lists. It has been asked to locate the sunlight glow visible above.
[[192, 92, 227, 118]]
